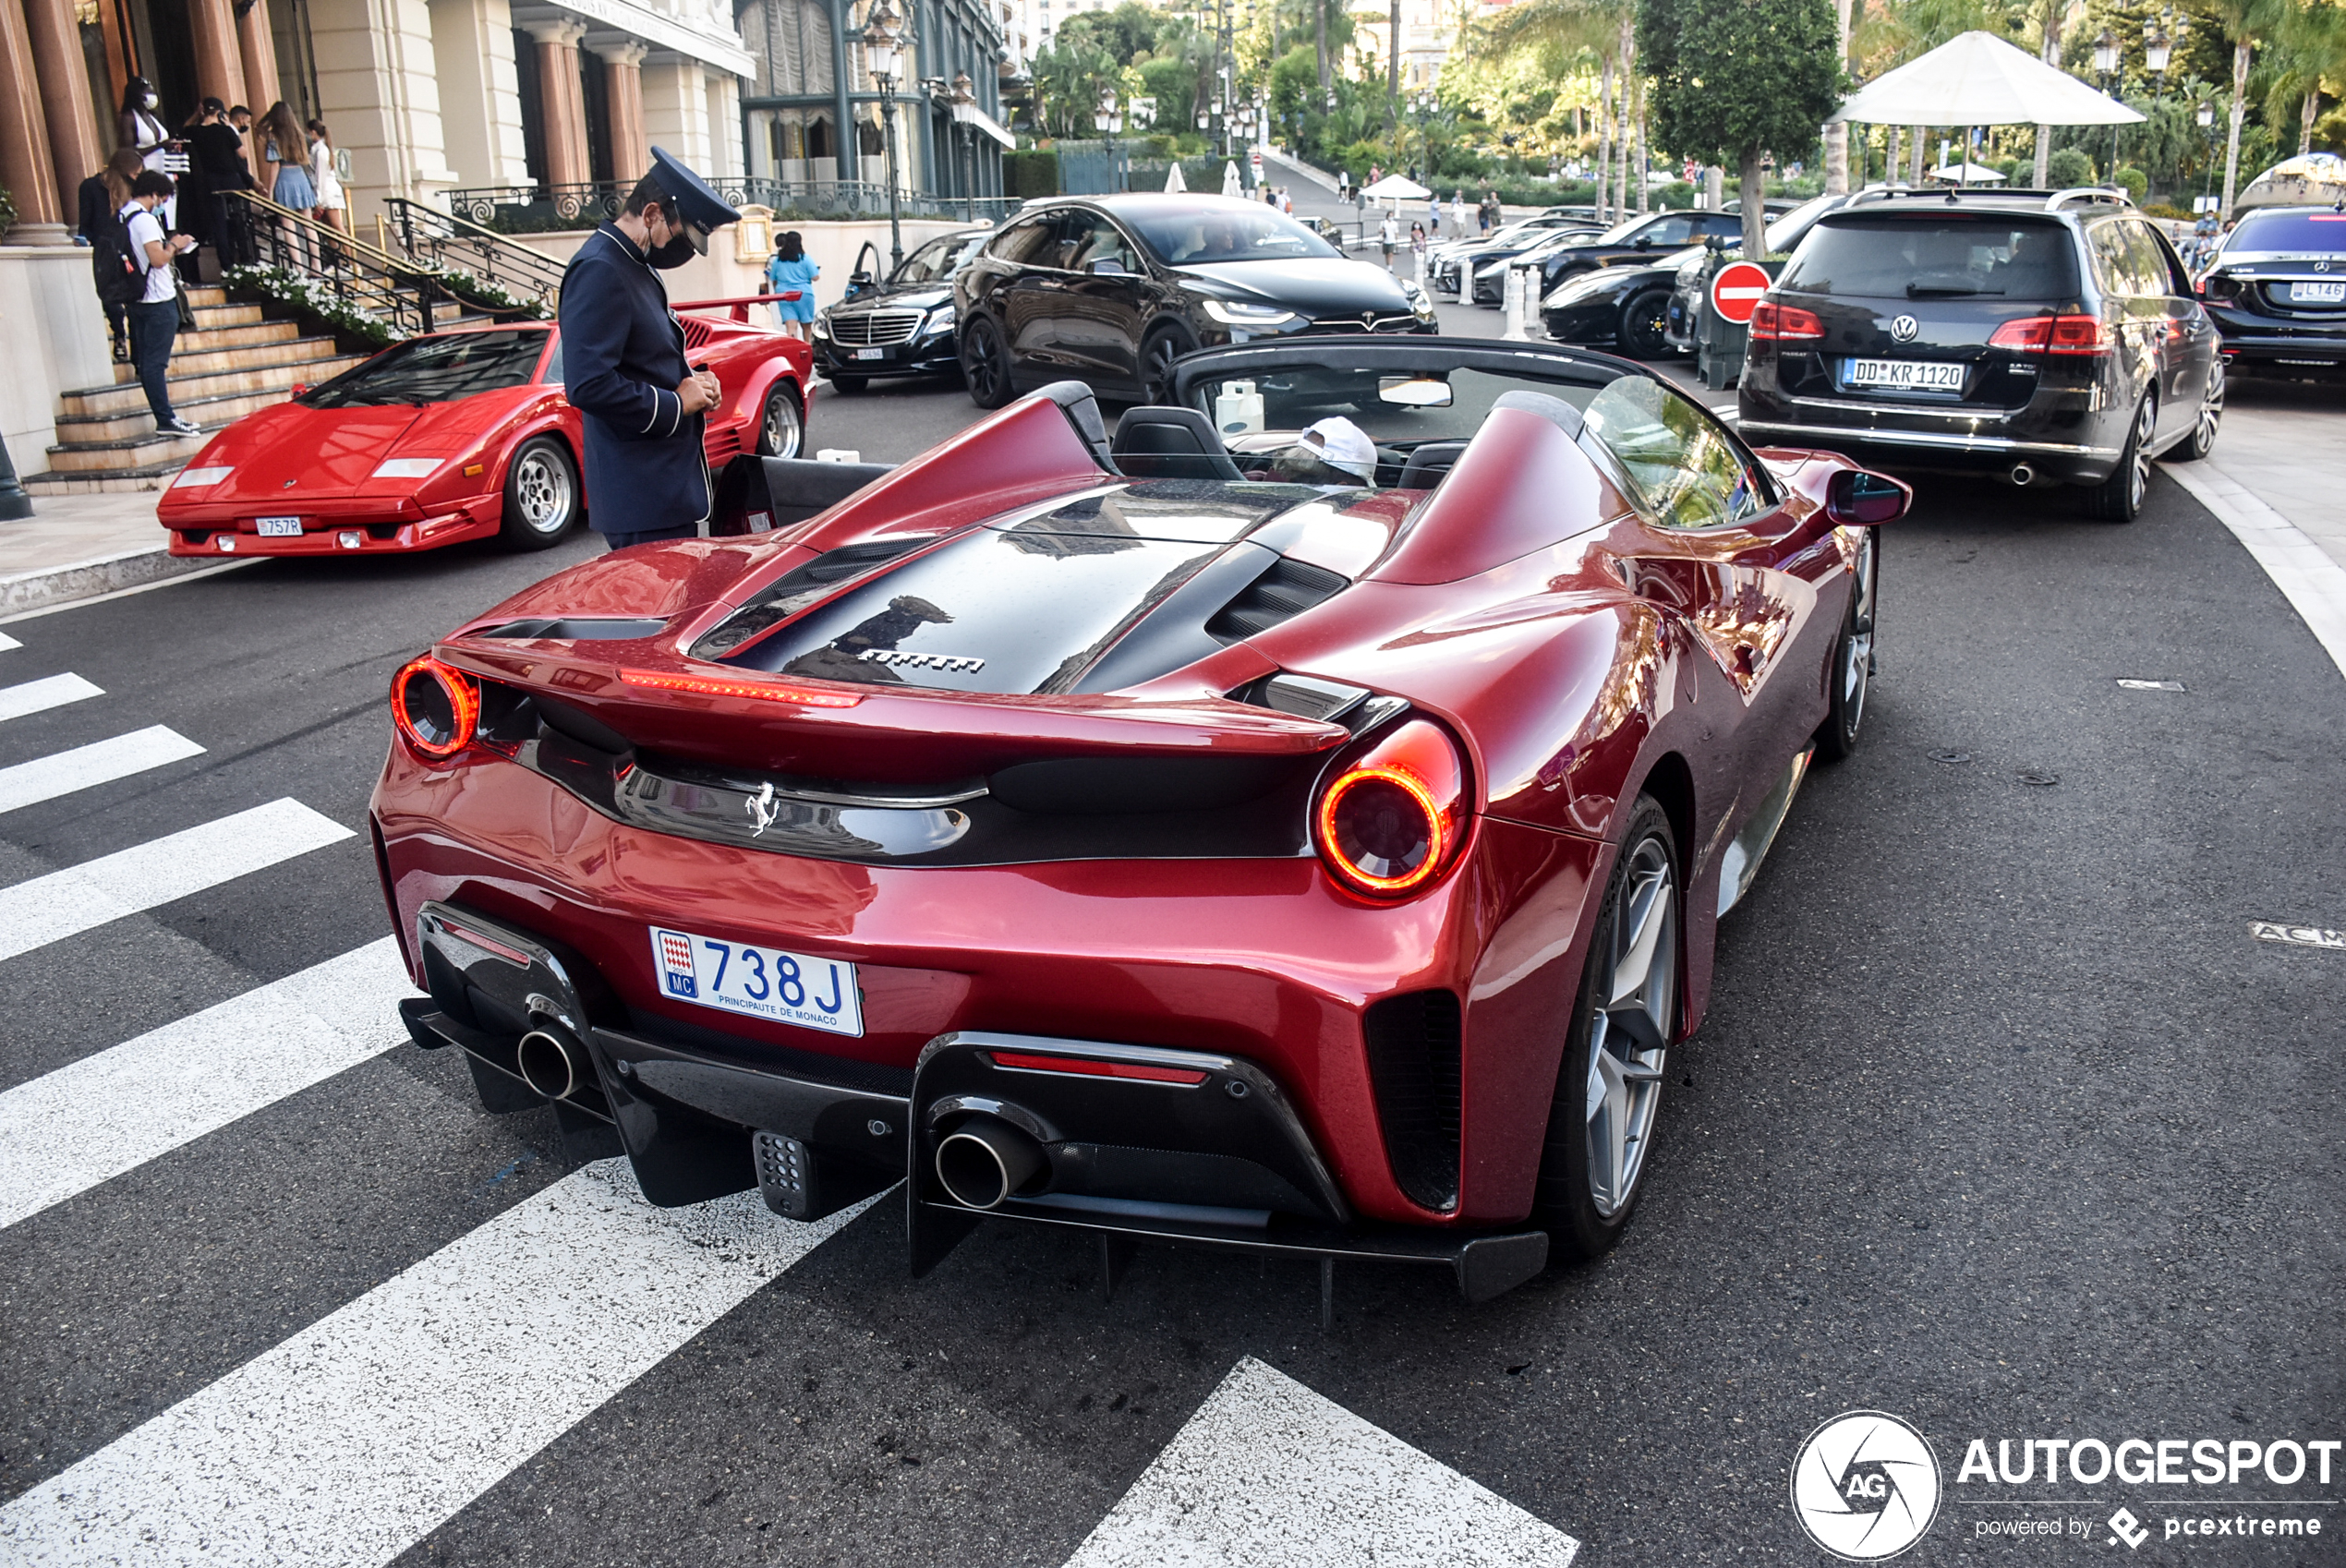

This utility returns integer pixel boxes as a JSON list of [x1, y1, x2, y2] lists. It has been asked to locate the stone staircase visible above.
[[24, 285, 478, 495]]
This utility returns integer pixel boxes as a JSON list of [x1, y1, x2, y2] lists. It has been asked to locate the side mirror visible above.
[[1633, 235, 1651, 249], [847, 271, 874, 293], [1826, 467, 1911, 526], [288, 383, 309, 399]]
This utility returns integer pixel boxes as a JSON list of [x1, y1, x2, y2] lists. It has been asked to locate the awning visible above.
[[1831, 30, 2143, 128], [951, 102, 1017, 150]]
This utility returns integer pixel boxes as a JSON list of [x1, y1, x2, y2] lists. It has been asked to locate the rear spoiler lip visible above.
[[433, 642, 1355, 763]]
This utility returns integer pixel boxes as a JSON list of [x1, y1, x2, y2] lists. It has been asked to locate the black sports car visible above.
[[1521, 209, 1747, 300], [2195, 204, 2346, 380], [813, 226, 993, 393], [954, 194, 1437, 408], [1547, 194, 1855, 356], [1438, 216, 1603, 301]]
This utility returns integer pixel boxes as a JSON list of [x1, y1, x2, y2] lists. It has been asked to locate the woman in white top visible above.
[[307, 119, 347, 237], [117, 78, 179, 230]]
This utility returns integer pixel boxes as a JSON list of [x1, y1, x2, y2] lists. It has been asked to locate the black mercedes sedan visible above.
[[1737, 188, 2222, 523], [2196, 204, 2346, 380], [1517, 208, 1748, 302], [813, 225, 993, 393], [956, 195, 1438, 408]]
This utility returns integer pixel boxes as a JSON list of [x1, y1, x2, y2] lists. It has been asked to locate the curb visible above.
[[0, 543, 225, 617], [2161, 459, 2346, 684]]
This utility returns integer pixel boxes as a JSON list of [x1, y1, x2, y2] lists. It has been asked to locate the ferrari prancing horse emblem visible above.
[[744, 781, 780, 837]]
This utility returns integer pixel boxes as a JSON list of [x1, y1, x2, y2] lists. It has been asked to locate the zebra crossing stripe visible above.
[[0, 937, 413, 1229], [0, 1163, 878, 1567], [0, 798, 352, 964], [0, 672, 103, 723], [0, 726, 205, 816], [0, 632, 21, 651], [1062, 1357, 1579, 1568]]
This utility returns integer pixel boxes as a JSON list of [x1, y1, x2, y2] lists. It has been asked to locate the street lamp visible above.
[[948, 70, 979, 222], [1094, 90, 1124, 192], [2092, 30, 2122, 178], [863, 1, 906, 270], [2196, 99, 2217, 212]]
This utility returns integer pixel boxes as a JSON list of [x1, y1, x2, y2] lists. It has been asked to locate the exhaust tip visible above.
[[515, 1027, 583, 1100], [2009, 463, 2035, 487], [935, 1116, 1047, 1210]]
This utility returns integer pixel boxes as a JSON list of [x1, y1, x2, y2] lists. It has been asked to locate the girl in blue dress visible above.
[[765, 231, 818, 338]]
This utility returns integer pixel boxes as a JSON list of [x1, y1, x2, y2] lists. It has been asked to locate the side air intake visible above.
[[1361, 989, 1463, 1212], [1206, 557, 1348, 642]]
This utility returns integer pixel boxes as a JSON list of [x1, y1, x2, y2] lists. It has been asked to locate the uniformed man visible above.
[[559, 146, 742, 549]]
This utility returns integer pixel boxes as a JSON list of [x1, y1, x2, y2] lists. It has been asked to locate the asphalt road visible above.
[[0, 300, 2340, 1568]]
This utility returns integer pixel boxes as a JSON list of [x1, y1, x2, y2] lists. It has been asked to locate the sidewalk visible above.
[[0, 489, 222, 619]]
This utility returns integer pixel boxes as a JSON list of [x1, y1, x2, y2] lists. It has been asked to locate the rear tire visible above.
[[961, 314, 1013, 409], [2085, 392, 2155, 523], [1533, 794, 1680, 1262], [755, 382, 803, 457], [2169, 359, 2222, 462], [1618, 287, 1672, 358], [498, 436, 578, 550]]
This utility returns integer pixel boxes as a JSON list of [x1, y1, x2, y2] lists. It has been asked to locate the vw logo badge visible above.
[[1889, 315, 1920, 344]]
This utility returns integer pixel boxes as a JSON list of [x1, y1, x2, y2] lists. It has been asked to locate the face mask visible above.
[[142, 92, 159, 110], [647, 230, 696, 270]]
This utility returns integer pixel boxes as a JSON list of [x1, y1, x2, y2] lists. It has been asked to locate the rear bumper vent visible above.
[[1361, 989, 1463, 1212]]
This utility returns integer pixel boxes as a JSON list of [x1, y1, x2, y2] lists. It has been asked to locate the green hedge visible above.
[[1005, 151, 1059, 199]]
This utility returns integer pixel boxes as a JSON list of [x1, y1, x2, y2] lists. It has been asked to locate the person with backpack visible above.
[[79, 147, 146, 361], [111, 170, 199, 436]]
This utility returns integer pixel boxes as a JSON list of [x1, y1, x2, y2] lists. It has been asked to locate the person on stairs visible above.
[[121, 171, 200, 437], [79, 148, 147, 361]]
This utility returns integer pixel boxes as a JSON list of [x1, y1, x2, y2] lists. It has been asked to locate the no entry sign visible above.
[[1709, 261, 1772, 325]]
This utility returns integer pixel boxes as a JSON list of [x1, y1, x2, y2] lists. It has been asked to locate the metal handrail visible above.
[[382, 198, 564, 312], [219, 189, 448, 341], [442, 180, 1023, 232]]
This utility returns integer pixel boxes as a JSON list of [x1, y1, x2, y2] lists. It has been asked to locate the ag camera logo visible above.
[[1791, 1410, 1943, 1560]]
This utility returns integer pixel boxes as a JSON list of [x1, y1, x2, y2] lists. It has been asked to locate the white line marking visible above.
[[2161, 461, 2346, 683], [1063, 1356, 1580, 1567], [0, 798, 352, 964], [0, 1164, 877, 1567], [0, 672, 103, 723], [2249, 921, 2344, 950], [0, 937, 413, 1228], [2113, 678, 2185, 692], [0, 631, 20, 650], [0, 726, 204, 815]]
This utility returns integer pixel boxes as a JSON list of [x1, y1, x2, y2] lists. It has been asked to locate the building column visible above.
[[0, 0, 65, 237], [828, 0, 854, 180], [238, 0, 284, 114], [20, 0, 102, 223], [429, 0, 527, 187], [639, 53, 709, 172], [524, 18, 591, 188], [187, 0, 244, 106], [599, 40, 648, 182], [703, 69, 740, 178], [310, 0, 459, 222]]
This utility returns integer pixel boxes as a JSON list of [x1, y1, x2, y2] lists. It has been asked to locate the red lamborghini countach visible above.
[[369, 338, 1909, 1303], [159, 307, 811, 558]]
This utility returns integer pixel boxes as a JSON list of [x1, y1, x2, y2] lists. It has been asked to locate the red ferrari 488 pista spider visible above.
[[159, 304, 811, 559], [369, 338, 1909, 1302]]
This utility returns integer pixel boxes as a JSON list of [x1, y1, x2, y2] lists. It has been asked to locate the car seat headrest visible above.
[[1036, 380, 1119, 473], [1107, 404, 1245, 481]]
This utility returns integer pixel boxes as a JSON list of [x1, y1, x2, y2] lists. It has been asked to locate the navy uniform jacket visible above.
[[559, 223, 708, 536]]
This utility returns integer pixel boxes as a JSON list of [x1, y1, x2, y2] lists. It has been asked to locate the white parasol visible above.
[[1360, 174, 1433, 201], [1165, 162, 1188, 193], [1830, 30, 2143, 127], [1222, 161, 1242, 197]]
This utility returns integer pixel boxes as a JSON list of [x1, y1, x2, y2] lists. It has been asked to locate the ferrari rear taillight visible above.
[[618, 669, 865, 708], [391, 656, 479, 761], [1313, 719, 1469, 899], [1748, 302, 1825, 341], [1988, 313, 2112, 356]]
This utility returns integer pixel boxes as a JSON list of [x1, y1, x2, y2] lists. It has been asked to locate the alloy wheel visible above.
[[2195, 361, 2224, 452], [963, 322, 1003, 404], [759, 387, 802, 457], [514, 450, 571, 534], [1584, 834, 1676, 1218], [1844, 533, 1876, 726], [2127, 395, 2155, 511], [1143, 333, 1181, 404]]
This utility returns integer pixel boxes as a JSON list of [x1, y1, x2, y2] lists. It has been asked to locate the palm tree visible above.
[[2267, 0, 2346, 157], [1476, 0, 1635, 215], [2207, 0, 2291, 210]]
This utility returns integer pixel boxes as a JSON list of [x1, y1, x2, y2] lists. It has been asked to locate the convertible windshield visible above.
[[893, 233, 987, 284], [1187, 358, 1614, 449], [306, 330, 549, 408], [1125, 200, 1341, 265]]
